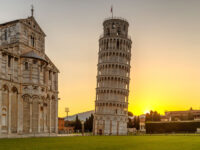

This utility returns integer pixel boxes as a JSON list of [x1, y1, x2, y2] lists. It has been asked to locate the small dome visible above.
[[21, 51, 47, 63]]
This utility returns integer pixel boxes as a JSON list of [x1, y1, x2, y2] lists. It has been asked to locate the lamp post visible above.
[[65, 108, 69, 134], [65, 107, 69, 120], [81, 120, 84, 136]]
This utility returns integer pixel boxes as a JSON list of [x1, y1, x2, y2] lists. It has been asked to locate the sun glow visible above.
[[144, 110, 150, 114]]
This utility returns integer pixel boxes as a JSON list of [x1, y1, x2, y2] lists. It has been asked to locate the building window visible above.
[[4, 30, 7, 40], [117, 27, 121, 35], [112, 23, 115, 29], [30, 36, 35, 47], [107, 28, 110, 36], [123, 25, 126, 31], [106, 41, 108, 49], [8, 55, 11, 67], [25, 62, 29, 70], [2, 108, 7, 126], [117, 40, 119, 49], [33, 59, 37, 64], [49, 71, 51, 80]]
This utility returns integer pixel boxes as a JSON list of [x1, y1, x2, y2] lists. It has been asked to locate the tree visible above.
[[136, 116, 140, 130], [127, 118, 134, 128], [128, 111, 133, 117], [84, 114, 94, 132], [74, 115, 82, 132], [132, 116, 140, 130], [145, 110, 161, 122]]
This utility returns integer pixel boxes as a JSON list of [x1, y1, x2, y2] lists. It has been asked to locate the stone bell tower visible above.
[[93, 17, 132, 135]]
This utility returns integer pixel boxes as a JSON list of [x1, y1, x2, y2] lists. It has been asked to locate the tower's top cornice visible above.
[[103, 17, 129, 26]]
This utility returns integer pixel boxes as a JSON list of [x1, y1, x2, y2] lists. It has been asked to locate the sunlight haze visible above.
[[1, 0, 200, 117]]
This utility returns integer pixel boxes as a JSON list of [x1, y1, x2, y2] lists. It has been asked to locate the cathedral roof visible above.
[[0, 17, 46, 36], [0, 19, 21, 27], [21, 51, 47, 63]]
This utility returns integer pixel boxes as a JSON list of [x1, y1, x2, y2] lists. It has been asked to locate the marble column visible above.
[[55, 99, 58, 134], [29, 100, 32, 133], [38, 102, 40, 133], [43, 106, 46, 132], [0, 52, 2, 78], [0, 90, 2, 134], [17, 94, 21, 133], [49, 100, 51, 133], [8, 92, 12, 134]]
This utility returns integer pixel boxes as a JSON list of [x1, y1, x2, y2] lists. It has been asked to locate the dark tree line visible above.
[[145, 111, 161, 122]]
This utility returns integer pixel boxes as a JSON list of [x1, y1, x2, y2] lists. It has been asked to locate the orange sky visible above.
[[1, 0, 200, 117]]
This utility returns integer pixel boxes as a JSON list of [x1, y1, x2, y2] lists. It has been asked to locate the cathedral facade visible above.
[[0, 15, 59, 136], [93, 17, 132, 135]]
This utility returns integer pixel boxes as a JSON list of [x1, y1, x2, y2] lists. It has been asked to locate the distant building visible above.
[[64, 126, 74, 134], [0, 10, 59, 137], [165, 108, 200, 121], [160, 115, 169, 122], [58, 118, 74, 134], [58, 118, 65, 131], [139, 115, 146, 132]]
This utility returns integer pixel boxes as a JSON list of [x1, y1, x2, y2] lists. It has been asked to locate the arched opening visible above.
[[106, 41, 108, 49], [51, 95, 56, 132], [107, 28, 110, 36], [112, 22, 115, 29], [117, 27, 121, 35], [40, 103, 44, 132], [117, 40, 119, 49], [2, 85, 9, 133], [11, 87, 18, 133], [2, 108, 7, 127], [25, 62, 29, 70]]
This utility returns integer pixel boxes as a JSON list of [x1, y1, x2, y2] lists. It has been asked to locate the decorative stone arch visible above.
[[2, 84, 9, 92], [1, 106, 7, 128], [51, 95, 55, 100], [11, 86, 18, 94], [50, 94, 56, 132], [10, 86, 19, 133], [1, 84, 9, 133], [22, 94, 31, 100]]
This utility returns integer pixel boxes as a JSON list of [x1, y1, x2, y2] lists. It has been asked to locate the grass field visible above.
[[0, 135, 200, 150]]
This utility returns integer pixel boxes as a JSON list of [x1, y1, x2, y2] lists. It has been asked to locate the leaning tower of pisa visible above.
[[93, 17, 132, 135]]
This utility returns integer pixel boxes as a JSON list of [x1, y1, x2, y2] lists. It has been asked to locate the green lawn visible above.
[[0, 135, 200, 150]]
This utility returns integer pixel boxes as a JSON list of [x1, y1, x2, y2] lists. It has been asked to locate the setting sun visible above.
[[144, 110, 150, 114]]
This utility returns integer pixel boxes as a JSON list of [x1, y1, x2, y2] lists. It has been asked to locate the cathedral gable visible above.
[[22, 17, 46, 36]]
